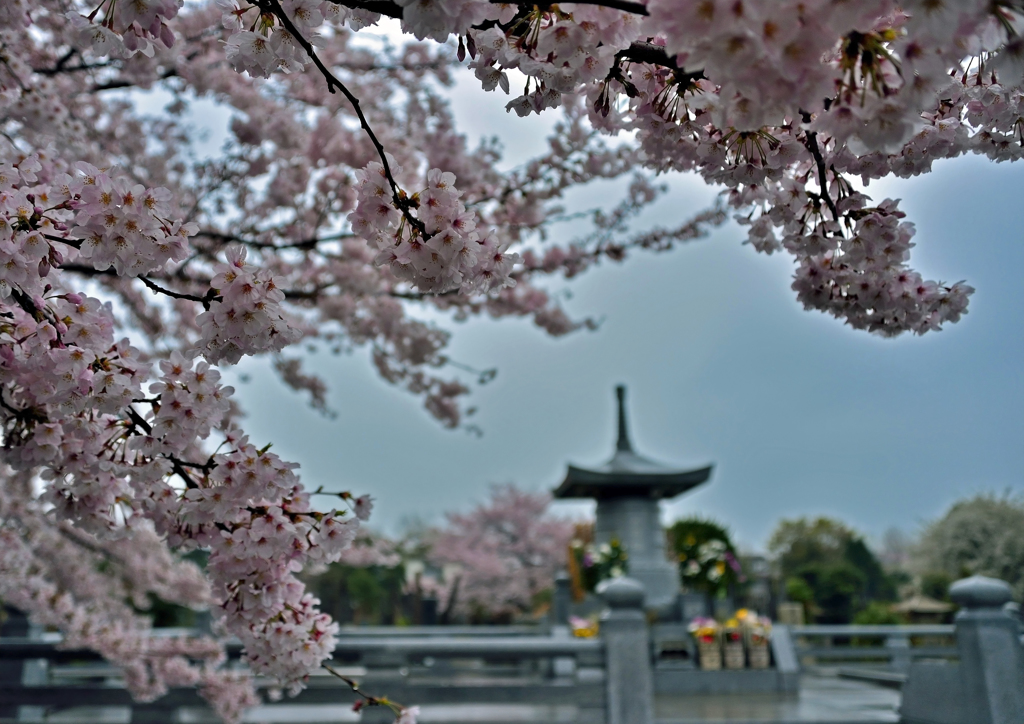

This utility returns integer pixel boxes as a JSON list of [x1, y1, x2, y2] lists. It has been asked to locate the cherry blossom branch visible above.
[[322, 663, 411, 720]]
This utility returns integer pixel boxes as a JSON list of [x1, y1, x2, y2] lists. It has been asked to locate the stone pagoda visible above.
[[554, 385, 713, 609]]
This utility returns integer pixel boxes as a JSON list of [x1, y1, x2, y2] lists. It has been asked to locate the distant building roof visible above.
[[892, 595, 954, 614], [552, 386, 713, 500]]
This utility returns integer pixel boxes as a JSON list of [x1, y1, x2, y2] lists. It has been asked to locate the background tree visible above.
[[303, 530, 406, 625], [913, 492, 1024, 601], [768, 517, 896, 623]]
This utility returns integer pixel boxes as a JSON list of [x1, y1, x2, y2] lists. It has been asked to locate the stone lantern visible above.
[[553, 385, 713, 610]]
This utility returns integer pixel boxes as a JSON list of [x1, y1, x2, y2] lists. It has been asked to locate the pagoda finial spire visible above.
[[615, 385, 632, 452]]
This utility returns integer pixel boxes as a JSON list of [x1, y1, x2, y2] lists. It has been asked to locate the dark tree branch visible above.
[[800, 111, 840, 222], [35, 61, 114, 76], [506, 0, 649, 15], [91, 67, 179, 93], [59, 263, 115, 276], [614, 42, 704, 85], [125, 406, 153, 435], [323, 0, 403, 18], [33, 48, 85, 76], [195, 229, 356, 251], [325, 0, 650, 19], [140, 275, 219, 309]]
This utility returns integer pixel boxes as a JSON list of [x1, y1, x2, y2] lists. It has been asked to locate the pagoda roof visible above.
[[553, 386, 713, 500]]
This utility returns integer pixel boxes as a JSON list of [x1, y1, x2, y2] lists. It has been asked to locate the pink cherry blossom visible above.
[[1, 0, 1021, 721]]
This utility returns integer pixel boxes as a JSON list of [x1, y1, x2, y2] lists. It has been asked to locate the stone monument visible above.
[[553, 386, 713, 610]]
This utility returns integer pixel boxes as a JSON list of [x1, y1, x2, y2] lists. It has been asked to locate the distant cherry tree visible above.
[[428, 484, 574, 620], [914, 492, 1024, 600], [0, 0, 1021, 719]]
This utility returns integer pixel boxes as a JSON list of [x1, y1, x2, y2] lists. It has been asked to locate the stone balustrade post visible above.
[[901, 575, 1024, 724], [550, 570, 576, 678], [949, 576, 1024, 724], [552, 571, 571, 630], [884, 633, 911, 672], [598, 577, 654, 724]]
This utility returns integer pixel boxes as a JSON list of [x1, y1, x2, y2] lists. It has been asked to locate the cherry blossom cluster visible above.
[[68, 0, 182, 57], [69, 165, 194, 277], [350, 160, 520, 294], [467, 7, 637, 117], [785, 197, 973, 335], [0, 147, 347, 708], [196, 246, 302, 364], [134, 353, 234, 456], [0, 156, 193, 300], [0, 469, 259, 722], [1, 293, 359, 694], [219, 0, 382, 77], [174, 433, 359, 687], [221, 0, 316, 78]]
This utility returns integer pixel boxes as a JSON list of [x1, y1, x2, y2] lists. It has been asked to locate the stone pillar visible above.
[[598, 577, 654, 724], [900, 575, 1024, 724], [595, 498, 677, 609]]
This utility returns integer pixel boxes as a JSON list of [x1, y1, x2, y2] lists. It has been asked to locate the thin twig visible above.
[[261, 0, 427, 238], [322, 663, 403, 716]]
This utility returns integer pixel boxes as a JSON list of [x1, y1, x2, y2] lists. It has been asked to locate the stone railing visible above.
[[0, 577, 651, 724], [3, 574, 1022, 724], [790, 623, 958, 673]]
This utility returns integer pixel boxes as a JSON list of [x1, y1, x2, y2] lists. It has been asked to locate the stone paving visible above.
[[654, 674, 900, 724], [233, 673, 899, 723], [45, 674, 900, 724]]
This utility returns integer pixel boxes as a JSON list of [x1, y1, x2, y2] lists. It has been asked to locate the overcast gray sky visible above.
[[219, 64, 1024, 552]]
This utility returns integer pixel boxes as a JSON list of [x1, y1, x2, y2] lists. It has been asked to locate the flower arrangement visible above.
[[687, 617, 721, 644], [688, 617, 722, 670], [722, 616, 746, 669], [669, 518, 744, 597], [568, 536, 629, 597], [569, 615, 599, 639], [736, 609, 773, 669], [736, 609, 773, 643]]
